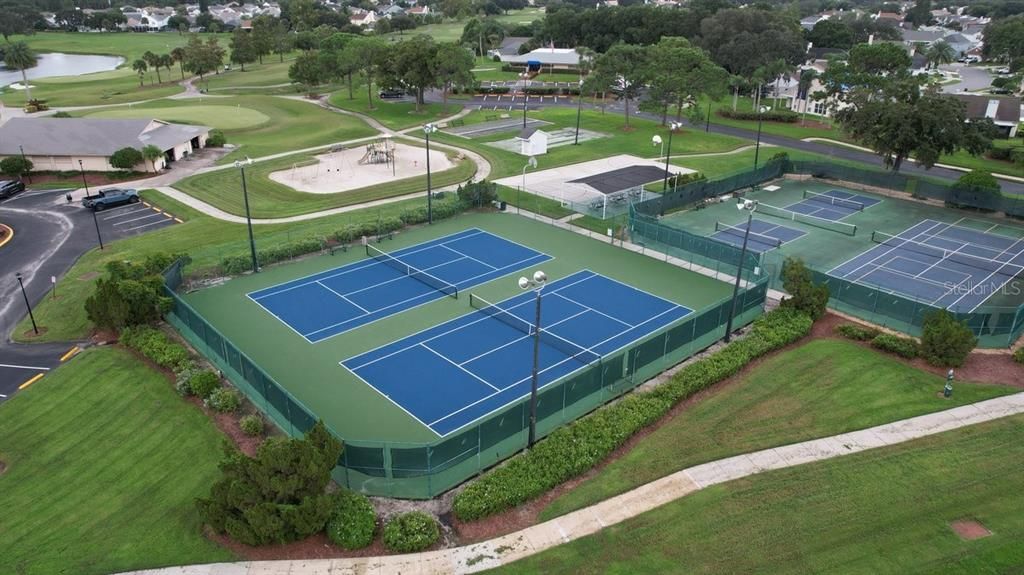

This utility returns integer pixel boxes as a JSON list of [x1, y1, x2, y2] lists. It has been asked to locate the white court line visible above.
[[419, 343, 500, 391], [440, 244, 497, 270], [0, 393, 6, 398], [830, 220, 948, 278], [124, 219, 173, 232], [456, 309, 590, 367], [551, 292, 633, 328], [316, 280, 370, 314], [0, 363, 51, 371]]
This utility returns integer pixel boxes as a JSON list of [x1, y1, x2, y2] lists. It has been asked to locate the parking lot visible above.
[[93, 199, 179, 236]]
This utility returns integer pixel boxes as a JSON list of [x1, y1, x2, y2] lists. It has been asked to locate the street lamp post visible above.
[[235, 157, 258, 273], [80, 160, 104, 250], [574, 81, 583, 145], [423, 123, 438, 224], [657, 122, 681, 215], [522, 94, 528, 129], [519, 269, 547, 449], [705, 103, 712, 133], [725, 198, 758, 343], [19, 145, 31, 184], [519, 156, 537, 215], [753, 106, 771, 169], [15, 272, 38, 335]]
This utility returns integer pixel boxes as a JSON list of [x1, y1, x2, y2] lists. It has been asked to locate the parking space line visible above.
[[0, 363, 51, 371], [124, 219, 174, 232], [113, 212, 164, 226], [60, 346, 80, 362], [19, 373, 45, 389], [173, 217, 184, 223], [143, 201, 152, 207], [102, 207, 150, 220]]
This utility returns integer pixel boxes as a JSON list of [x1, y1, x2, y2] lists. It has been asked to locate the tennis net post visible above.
[[366, 243, 459, 299], [715, 221, 783, 248]]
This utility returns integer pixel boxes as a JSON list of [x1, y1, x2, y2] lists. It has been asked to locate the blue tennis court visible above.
[[710, 219, 806, 253], [248, 229, 551, 342], [341, 270, 692, 436], [830, 219, 1024, 311], [784, 189, 882, 221]]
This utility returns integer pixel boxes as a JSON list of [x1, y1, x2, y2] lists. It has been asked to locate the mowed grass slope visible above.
[[328, 88, 463, 131], [541, 339, 1016, 520], [498, 412, 1024, 574], [0, 347, 233, 575]]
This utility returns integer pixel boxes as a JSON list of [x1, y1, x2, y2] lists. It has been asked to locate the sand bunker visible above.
[[269, 140, 455, 194]]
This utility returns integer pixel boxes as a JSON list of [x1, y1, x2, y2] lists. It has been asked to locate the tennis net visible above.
[[366, 244, 459, 299], [803, 190, 864, 211], [715, 221, 783, 248], [757, 203, 858, 236], [469, 293, 601, 366], [871, 231, 1024, 278]]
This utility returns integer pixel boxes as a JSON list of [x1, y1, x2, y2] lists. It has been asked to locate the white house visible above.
[[954, 94, 1021, 138], [349, 10, 377, 27], [517, 127, 548, 156]]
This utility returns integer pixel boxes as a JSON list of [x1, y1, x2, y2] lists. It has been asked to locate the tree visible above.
[[645, 37, 729, 125], [143, 50, 162, 83], [168, 14, 189, 33], [796, 68, 817, 125], [586, 43, 649, 128], [289, 0, 319, 31], [780, 258, 828, 320], [84, 253, 181, 331], [196, 421, 342, 546], [250, 16, 277, 64], [460, 17, 505, 57], [3, 41, 36, 103], [383, 35, 438, 112], [171, 47, 186, 80], [142, 145, 163, 173], [195, 12, 216, 31], [288, 49, 328, 90], [159, 53, 175, 81], [982, 15, 1024, 72], [110, 147, 144, 170], [132, 58, 148, 87], [230, 28, 256, 71], [206, 37, 227, 74], [349, 37, 390, 110], [434, 42, 475, 113], [271, 19, 293, 62], [0, 2, 42, 42], [904, 0, 933, 27], [0, 156, 32, 178], [806, 19, 854, 50], [925, 40, 955, 69], [920, 310, 977, 367], [391, 14, 417, 34]]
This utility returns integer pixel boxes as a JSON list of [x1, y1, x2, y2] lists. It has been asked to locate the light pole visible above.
[[80, 160, 104, 250], [519, 269, 547, 449], [19, 144, 31, 184], [725, 198, 758, 343], [15, 272, 38, 335], [522, 94, 528, 129], [705, 102, 712, 133], [423, 123, 438, 224], [384, 134, 395, 177], [753, 106, 771, 170], [235, 157, 258, 273], [573, 80, 583, 145], [519, 156, 537, 215], [658, 122, 681, 215]]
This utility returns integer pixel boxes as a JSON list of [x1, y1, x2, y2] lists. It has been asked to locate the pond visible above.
[[0, 52, 124, 87]]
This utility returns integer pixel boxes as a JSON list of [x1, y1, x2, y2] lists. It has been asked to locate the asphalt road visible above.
[[0, 189, 179, 403], [941, 63, 994, 93]]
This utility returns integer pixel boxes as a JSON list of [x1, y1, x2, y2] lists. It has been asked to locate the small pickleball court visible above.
[[784, 189, 882, 221], [247, 229, 551, 342], [830, 219, 1024, 311], [710, 219, 806, 253], [342, 270, 693, 436]]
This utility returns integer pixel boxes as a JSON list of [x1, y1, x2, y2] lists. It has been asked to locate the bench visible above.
[[449, 119, 465, 127], [485, 114, 498, 121]]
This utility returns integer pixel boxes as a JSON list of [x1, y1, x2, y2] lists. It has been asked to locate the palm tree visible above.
[[141, 145, 163, 173], [926, 41, 956, 70], [4, 42, 38, 103], [132, 59, 148, 87], [143, 50, 161, 83], [796, 69, 817, 126], [170, 47, 186, 80], [160, 54, 175, 81]]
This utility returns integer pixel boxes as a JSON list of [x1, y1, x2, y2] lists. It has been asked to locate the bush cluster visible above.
[[188, 370, 222, 399], [174, 361, 200, 396], [456, 180, 498, 207], [834, 323, 880, 341], [382, 511, 439, 553], [326, 490, 377, 550], [240, 414, 264, 436], [221, 237, 326, 275], [120, 326, 191, 372], [477, 85, 511, 94], [451, 307, 813, 521], [717, 108, 799, 123], [1014, 347, 1024, 364], [920, 310, 977, 367], [206, 387, 241, 412], [85, 253, 183, 331], [207, 130, 227, 147], [870, 333, 920, 359]]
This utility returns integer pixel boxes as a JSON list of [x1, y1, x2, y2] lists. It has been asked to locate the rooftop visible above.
[[0, 118, 212, 157]]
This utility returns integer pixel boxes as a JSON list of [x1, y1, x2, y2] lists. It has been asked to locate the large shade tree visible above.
[[585, 43, 649, 128], [645, 37, 729, 125], [434, 43, 475, 113]]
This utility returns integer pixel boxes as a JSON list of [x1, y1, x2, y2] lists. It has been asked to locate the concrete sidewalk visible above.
[[120, 392, 1024, 575]]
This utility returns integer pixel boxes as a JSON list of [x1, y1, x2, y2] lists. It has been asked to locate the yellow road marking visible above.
[[60, 346, 80, 362], [0, 223, 14, 249], [152, 208, 162, 213], [19, 373, 45, 390], [164, 213, 174, 219], [142, 201, 152, 207], [173, 217, 184, 224]]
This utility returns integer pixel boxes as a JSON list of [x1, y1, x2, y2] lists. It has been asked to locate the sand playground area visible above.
[[268, 139, 456, 194]]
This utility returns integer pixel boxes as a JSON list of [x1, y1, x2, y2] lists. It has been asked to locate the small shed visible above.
[[517, 127, 548, 156]]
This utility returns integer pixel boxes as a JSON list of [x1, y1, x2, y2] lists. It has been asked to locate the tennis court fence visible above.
[[628, 160, 1024, 348], [163, 258, 768, 499]]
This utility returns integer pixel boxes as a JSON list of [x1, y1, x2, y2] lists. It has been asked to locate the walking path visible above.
[[121, 391, 1024, 575]]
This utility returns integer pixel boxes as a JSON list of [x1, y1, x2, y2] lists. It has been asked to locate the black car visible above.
[[379, 88, 406, 99], [0, 179, 26, 200]]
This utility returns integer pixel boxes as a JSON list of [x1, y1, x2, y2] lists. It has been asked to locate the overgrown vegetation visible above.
[[452, 307, 813, 522], [870, 333, 920, 359], [920, 310, 978, 367], [834, 323, 880, 341], [326, 491, 377, 550], [779, 257, 828, 320], [120, 325, 191, 372], [84, 253, 184, 332], [382, 511, 440, 553]]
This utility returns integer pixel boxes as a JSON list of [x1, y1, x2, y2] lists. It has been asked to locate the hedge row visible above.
[[836, 323, 920, 359], [1015, 347, 1024, 364], [717, 108, 800, 123], [834, 323, 879, 341], [451, 307, 813, 521], [121, 325, 191, 373], [220, 199, 466, 275]]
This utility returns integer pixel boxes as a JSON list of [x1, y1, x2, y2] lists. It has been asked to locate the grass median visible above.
[[0, 347, 234, 575], [328, 87, 464, 131]]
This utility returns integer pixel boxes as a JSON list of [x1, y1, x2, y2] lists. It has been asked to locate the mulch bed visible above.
[[28, 172, 143, 187], [950, 519, 992, 540], [209, 530, 393, 561]]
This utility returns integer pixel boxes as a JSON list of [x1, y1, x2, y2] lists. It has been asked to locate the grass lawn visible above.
[[499, 412, 1024, 574], [12, 188, 462, 342], [6, 31, 219, 60], [202, 56, 298, 91], [173, 143, 474, 218], [540, 339, 1016, 521], [0, 347, 234, 575], [328, 87, 463, 131], [86, 104, 270, 130], [82, 95, 377, 164]]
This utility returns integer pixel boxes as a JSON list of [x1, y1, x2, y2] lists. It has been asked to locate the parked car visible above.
[[0, 179, 26, 200], [378, 88, 405, 99], [81, 188, 140, 211]]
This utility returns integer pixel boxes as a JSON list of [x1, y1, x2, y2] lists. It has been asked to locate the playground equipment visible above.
[[358, 138, 395, 167]]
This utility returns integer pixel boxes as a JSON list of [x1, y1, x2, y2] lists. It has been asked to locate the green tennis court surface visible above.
[[181, 213, 733, 444]]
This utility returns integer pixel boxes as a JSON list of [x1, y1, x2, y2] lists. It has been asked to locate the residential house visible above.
[[349, 10, 377, 27], [953, 94, 1021, 138], [407, 5, 430, 16]]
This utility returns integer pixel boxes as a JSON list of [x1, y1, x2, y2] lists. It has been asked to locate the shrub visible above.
[[240, 414, 264, 436], [951, 170, 1001, 211], [456, 180, 498, 207], [780, 258, 829, 320], [188, 370, 221, 399], [207, 129, 227, 147], [206, 387, 241, 412], [988, 146, 1011, 161], [382, 511, 439, 553], [1014, 347, 1024, 364], [1011, 148, 1024, 167], [52, 111, 72, 118], [0, 156, 33, 177], [871, 333, 919, 359], [920, 310, 977, 367], [85, 253, 183, 331], [174, 361, 200, 396], [326, 490, 376, 550], [452, 307, 813, 521], [120, 325, 191, 372], [109, 146, 144, 170], [835, 323, 880, 341], [717, 108, 799, 123]]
